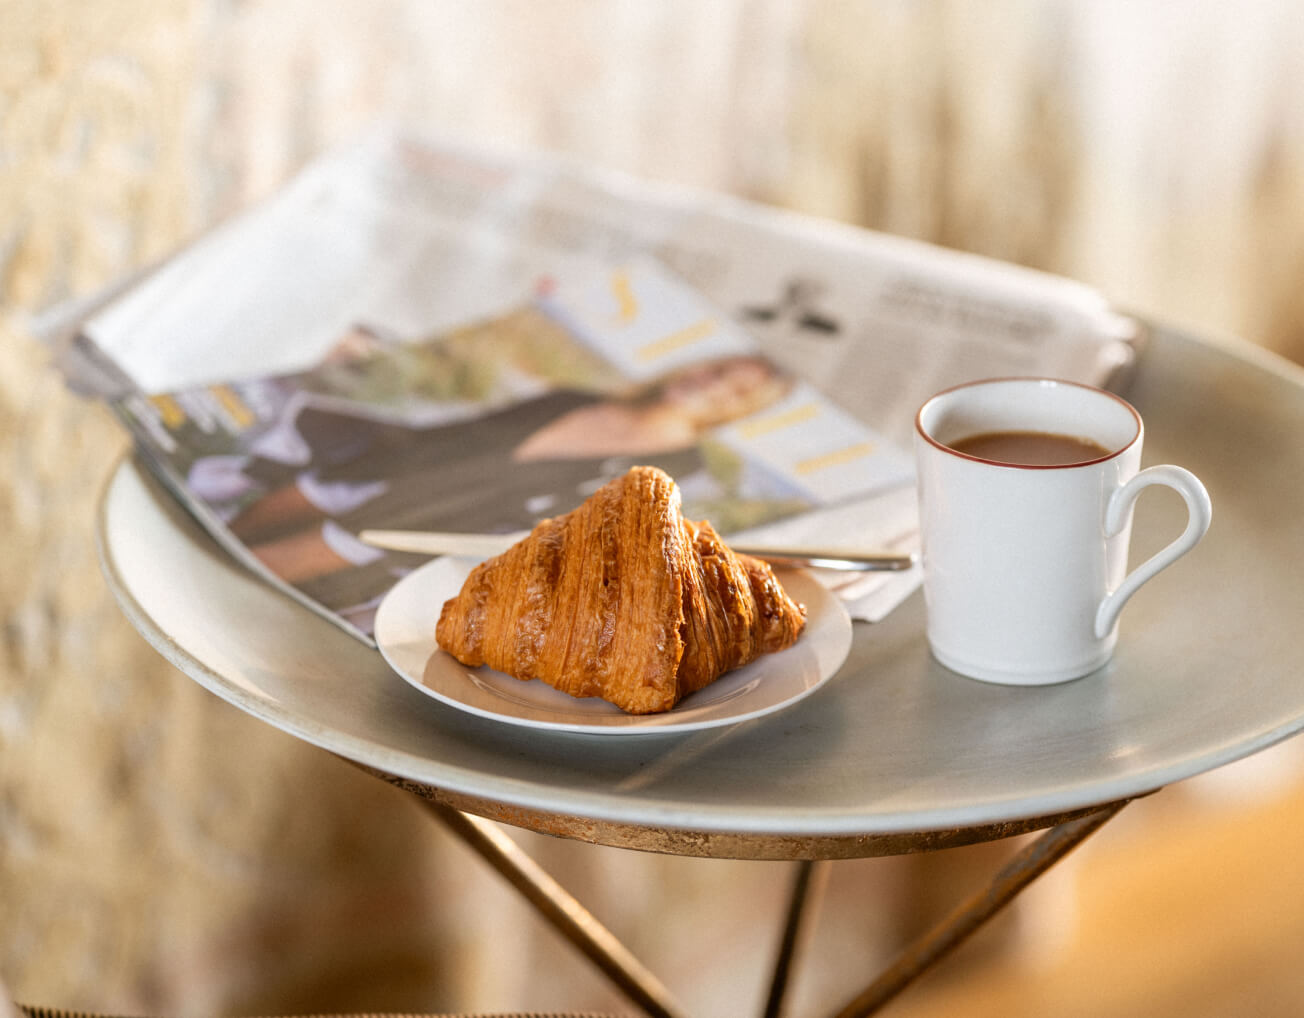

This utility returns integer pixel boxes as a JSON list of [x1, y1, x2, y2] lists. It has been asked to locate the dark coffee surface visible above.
[[947, 429, 1112, 465]]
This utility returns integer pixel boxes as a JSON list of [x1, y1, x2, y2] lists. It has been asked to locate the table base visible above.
[[357, 762, 1134, 1017]]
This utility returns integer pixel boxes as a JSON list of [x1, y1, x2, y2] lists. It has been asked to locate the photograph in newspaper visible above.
[[113, 261, 915, 642]]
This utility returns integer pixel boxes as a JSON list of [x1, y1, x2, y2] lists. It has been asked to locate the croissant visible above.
[[435, 465, 807, 714]]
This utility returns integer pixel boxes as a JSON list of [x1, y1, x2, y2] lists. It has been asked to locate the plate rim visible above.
[[373, 556, 853, 735]]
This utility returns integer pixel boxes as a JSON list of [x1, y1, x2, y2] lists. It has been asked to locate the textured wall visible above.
[[4, 1, 1304, 1015]]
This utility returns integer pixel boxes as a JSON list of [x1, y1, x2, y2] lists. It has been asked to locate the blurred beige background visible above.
[[4, 1, 1304, 1016]]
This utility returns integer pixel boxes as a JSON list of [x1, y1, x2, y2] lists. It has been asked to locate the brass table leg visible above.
[[826, 799, 1130, 1018], [763, 859, 832, 1018], [418, 799, 692, 1018]]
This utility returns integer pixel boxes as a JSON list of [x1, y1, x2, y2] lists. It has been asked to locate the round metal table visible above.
[[97, 321, 1304, 1017]]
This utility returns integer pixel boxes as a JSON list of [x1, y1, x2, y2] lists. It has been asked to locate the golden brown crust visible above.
[[435, 466, 806, 713]]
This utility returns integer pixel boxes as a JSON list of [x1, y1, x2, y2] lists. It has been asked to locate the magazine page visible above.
[[113, 260, 916, 643], [74, 128, 1140, 418], [56, 128, 1142, 634]]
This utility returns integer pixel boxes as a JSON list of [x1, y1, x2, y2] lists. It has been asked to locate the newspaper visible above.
[[42, 127, 1142, 643]]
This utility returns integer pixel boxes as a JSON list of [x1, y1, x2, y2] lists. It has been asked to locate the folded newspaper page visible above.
[[48, 128, 1142, 643]]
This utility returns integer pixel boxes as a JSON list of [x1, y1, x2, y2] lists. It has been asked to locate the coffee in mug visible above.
[[914, 377, 1211, 685], [945, 430, 1111, 466]]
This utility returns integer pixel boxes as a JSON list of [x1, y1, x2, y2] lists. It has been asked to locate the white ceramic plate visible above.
[[374, 556, 853, 734]]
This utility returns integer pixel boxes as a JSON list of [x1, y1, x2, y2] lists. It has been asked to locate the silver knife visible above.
[[359, 528, 915, 572]]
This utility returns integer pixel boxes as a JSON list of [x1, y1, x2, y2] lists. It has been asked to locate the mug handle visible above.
[[1094, 465, 1213, 639]]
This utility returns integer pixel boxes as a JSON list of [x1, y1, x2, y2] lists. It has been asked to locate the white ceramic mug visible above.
[[914, 377, 1212, 685]]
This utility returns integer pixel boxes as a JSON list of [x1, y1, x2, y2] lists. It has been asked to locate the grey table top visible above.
[[98, 323, 1304, 853]]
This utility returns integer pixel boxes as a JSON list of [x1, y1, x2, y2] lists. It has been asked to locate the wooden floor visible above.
[[871, 740, 1304, 1018]]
